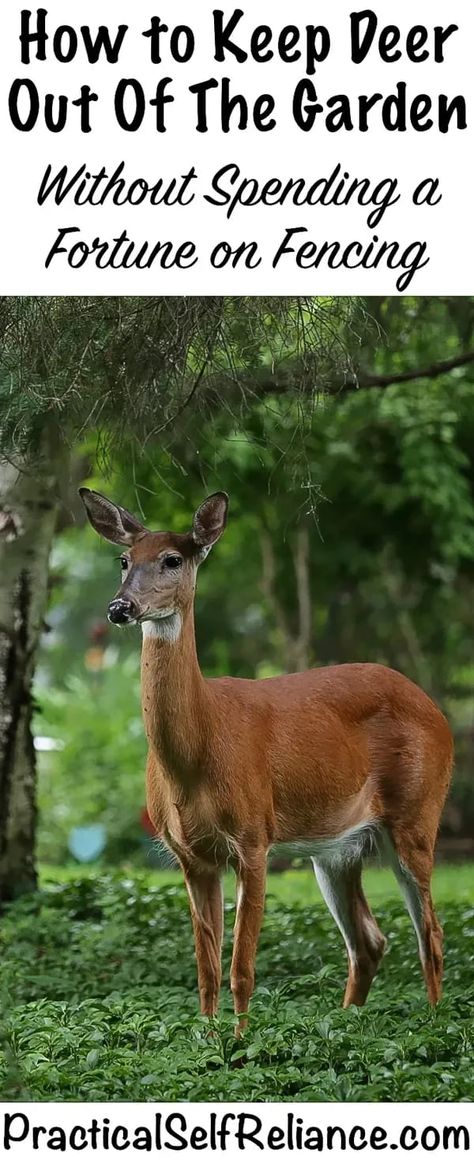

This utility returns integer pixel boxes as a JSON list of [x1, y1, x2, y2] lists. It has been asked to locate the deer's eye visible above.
[[120, 557, 128, 571], [163, 554, 182, 570]]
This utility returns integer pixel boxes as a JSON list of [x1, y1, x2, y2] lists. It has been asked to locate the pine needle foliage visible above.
[[0, 296, 362, 462]]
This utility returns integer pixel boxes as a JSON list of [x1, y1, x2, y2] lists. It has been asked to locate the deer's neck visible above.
[[140, 606, 210, 784]]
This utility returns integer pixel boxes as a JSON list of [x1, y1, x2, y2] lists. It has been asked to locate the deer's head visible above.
[[79, 489, 228, 637]]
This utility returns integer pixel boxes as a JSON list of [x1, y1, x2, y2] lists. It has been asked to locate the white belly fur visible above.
[[274, 819, 384, 870]]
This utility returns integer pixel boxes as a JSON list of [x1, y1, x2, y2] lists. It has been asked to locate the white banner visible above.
[[0, 0, 473, 294], [0, 1103, 472, 1156]]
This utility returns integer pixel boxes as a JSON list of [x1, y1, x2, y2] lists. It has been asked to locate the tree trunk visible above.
[[292, 523, 311, 672], [260, 527, 293, 662], [0, 451, 59, 903], [260, 522, 313, 673]]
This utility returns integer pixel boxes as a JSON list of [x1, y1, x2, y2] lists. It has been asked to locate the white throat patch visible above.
[[142, 614, 182, 643]]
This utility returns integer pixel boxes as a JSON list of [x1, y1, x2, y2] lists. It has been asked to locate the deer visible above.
[[79, 487, 454, 1029]]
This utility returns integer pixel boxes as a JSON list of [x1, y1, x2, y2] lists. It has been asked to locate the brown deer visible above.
[[79, 487, 453, 1027]]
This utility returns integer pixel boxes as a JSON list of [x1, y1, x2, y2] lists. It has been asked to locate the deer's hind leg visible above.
[[312, 856, 386, 1008], [387, 831, 443, 1005], [380, 721, 452, 1006]]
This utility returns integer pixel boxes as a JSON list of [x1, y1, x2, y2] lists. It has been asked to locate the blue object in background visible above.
[[68, 824, 106, 863]]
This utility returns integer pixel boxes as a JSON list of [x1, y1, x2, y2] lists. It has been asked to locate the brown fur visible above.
[[80, 488, 454, 1026]]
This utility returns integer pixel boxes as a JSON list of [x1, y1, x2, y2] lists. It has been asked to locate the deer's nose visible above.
[[108, 598, 137, 625]]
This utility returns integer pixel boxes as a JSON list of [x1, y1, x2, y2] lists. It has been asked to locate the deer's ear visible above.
[[79, 488, 145, 547], [192, 492, 228, 554]]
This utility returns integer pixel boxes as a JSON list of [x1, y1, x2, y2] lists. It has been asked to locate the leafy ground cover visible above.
[[0, 865, 473, 1101]]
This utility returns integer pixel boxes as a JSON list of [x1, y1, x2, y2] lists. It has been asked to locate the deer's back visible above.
[[147, 662, 452, 862], [206, 663, 453, 840]]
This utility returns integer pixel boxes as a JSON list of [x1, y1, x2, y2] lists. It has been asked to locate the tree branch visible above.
[[248, 350, 474, 399], [354, 351, 474, 391]]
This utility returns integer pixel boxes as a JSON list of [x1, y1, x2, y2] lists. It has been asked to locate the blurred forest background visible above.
[[1, 295, 474, 894]]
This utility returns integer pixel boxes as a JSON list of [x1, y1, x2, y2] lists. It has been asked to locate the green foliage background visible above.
[[34, 298, 474, 862], [2, 295, 474, 1104]]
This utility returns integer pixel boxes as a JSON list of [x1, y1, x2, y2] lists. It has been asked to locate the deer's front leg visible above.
[[231, 852, 267, 1030], [184, 868, 223, 1017]]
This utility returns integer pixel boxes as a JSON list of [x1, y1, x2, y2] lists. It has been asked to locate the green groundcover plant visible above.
[[0, 869, 473, 1102]]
